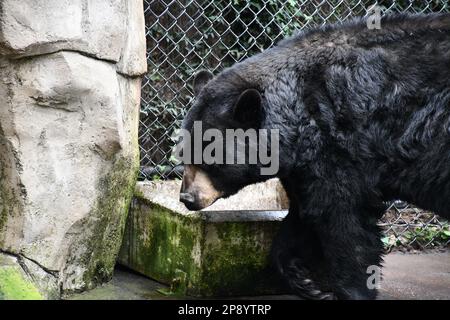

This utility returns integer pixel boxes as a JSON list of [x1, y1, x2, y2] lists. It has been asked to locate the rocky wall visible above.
[[0, 0, 146, 299]]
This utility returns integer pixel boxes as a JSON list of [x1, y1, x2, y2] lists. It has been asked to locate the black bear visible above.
[[178, 13, 450, 299]]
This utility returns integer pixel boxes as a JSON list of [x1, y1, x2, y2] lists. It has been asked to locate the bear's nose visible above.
[[179, 192, 195, 205]]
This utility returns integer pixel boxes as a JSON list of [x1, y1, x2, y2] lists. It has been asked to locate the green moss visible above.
[[119, 196, 283, 297], [0, 129, 9, 244], [193, 221, 281, 296], [62, 151, 140, 293], [0, 198, 6, 238], [120, 201, 203, 295], [0, 266, 43, 300], [133, 187, 147, 201], [0, 162, 9, 245], [83, 155, 140, 288]]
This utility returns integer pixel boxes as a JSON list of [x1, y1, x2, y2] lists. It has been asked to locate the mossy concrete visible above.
[[61, 153, 140, 294], [83, 156, 139, 288], [118, 183, 287, 297]]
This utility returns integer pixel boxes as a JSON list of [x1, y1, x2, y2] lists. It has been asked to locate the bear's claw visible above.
[[285, 259, 336, 300]]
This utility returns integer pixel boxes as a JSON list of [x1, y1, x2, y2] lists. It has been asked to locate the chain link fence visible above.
[[140, 0, 449, 249]]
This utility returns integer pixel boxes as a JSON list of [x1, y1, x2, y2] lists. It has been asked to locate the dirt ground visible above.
[[378, 251, 450, 300]]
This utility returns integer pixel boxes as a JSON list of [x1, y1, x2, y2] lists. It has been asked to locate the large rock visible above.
[[0, 51, 140, 294], [0, 0, 147, 75], [117, 0, 148, 76], [0, 0, 84, 56]]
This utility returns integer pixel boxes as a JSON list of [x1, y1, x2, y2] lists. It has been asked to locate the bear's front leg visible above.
[[271, 204, 336, 300], [272, 198, 384, 300], [315, 207, 384, 300]]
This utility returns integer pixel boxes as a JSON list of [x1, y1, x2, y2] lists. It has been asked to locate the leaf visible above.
[[288, 0, 297, 8]]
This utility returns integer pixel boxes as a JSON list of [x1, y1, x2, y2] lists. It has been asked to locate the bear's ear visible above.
[[233, 89, 262, 124], [193, 70, 214, 96]]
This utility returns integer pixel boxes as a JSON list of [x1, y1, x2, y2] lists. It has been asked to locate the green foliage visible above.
[[404, 224, 450, 246], [382, 223, 450, 249]]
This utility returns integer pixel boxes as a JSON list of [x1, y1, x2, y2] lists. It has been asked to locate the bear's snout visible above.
[[179, 165, 223, 210]]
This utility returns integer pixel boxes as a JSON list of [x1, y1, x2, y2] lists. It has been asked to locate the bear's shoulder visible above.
[[276, 12, 450, 50]]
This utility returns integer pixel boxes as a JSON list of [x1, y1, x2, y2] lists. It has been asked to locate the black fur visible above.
[[182, 13, 450, 299]]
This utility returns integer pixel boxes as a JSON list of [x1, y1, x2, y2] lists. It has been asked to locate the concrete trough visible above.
[[118, 179, 288, 297]]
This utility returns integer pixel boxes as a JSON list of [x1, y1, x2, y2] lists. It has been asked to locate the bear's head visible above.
[[177, 70, 279, 210]]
